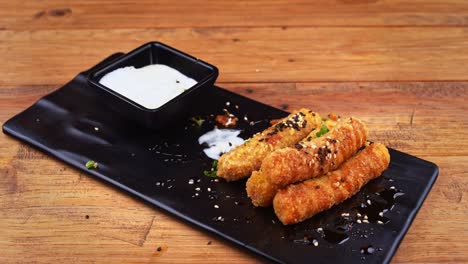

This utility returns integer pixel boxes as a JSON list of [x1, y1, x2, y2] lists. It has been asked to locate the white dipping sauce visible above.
[[99, 64, 198, 109], [198, 128, 245, 160]]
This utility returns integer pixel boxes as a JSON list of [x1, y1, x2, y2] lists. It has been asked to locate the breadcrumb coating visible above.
[[273, 143, 390, 225], [217, 109, 322, 181]]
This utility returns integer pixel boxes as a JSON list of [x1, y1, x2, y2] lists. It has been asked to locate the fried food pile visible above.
[[217, 109, 390, 225]]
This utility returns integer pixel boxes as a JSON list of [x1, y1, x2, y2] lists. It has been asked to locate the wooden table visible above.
[[1, 1, 467, 263]]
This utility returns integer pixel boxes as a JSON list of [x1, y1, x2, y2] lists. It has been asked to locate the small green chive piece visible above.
[[190, 117, 205, 127], [85, 160, 98, 169], [203, 160, 219, 178], [316, 124, 330, 138]]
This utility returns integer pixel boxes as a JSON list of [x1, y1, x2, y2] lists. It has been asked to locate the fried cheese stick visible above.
[[217, 109, 322, 181], [247, 117, 368, 206], [273, 143, 390, 225], [246, 118, 338, 207]]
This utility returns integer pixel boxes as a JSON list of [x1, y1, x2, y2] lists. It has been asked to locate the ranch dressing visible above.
[[198, 128, 245, 160], [99, 64, 197, 109]]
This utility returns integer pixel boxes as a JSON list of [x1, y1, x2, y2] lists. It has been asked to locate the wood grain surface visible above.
[[1, 1, 467, 263]]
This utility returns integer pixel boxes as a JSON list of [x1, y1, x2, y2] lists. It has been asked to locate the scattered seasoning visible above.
[[85, 215, 89, 219], [207, 241, 212, 245], [312, 239, 319, 247], [215, 114, 238, 127], [85, 160, 98, 169], [316, 124, 329, 137], [203, 160, 218, 178], [190, 116, 205, 127], [157, 246, 162, 252]]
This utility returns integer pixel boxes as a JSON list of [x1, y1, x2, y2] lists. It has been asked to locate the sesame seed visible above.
[[207, 188, 211, 192], [364, 215, 368, 220], [357, 213, 362, 217], [341, 213, 350, 217], [357, 219, 362, 224], [214, 205, 219, 209], [377, 220, 384, 225], [379, 212, 384, 217], [367, 199, 372, 205], [94, 127, 99, 131], [195, 187, 201, 191], [226, 101, 230, 106], [188, 179, 194, 184], [313, 239, 319, 247], [363, 219, 369, 224]]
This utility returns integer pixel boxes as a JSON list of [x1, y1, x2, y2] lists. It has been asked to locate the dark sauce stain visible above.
[[288, 58, 295, 63], [85, 215, 89, 219]]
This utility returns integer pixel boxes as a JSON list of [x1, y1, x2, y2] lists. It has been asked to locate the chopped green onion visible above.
[[191, 116, 205, 127], [203, 160, 218, 178], [316, 124, 329, 138], [85, 160, 98, 169]]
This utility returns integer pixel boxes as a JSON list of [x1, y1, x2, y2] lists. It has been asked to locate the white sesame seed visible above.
[[357, 213, 362, 217], [313, 239, 319, 247], [341, 213, 350, 217], [316, 227, 323, 232], [390, 186, 396, 190], [357, 219, 362, 224], [377, 220, 384, 225], [226, 101, 230, 106], [364, 215, 368, 220], [188, 179, 194, 184], [333, 154, 337, 159], [379, 212, 384, 217], [207, 187, 211, 192], [94, 127, 99, 131], [363, 219, 369, 224], [367, 199, 372, 205], [195, 187, 201, 191], [214, 205, 219, 209]]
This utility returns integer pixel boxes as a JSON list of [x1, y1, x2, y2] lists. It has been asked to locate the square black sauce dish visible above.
[[88, 41, 219, 130]]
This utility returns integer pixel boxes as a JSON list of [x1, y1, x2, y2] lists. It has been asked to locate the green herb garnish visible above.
[[203, 160, 218, 178], [316, 124, 329, 138], [191, 116, 205, 127], [85, 160, 98, 169]]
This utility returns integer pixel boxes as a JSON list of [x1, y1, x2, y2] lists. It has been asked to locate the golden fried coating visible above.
[[263, 117, 368, 188], [273, 143, 390, 225], [217, 109, 322, 181], [246, 118, 339, 207]]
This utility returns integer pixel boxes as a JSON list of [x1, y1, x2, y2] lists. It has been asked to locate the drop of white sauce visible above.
[[198, 128, 244, 160], [99, 64, 197, 109]]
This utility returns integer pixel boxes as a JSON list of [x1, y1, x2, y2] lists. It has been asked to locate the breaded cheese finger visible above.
[[273, 143, 390, 225], [263, 117, 368, 188], [217, 109, 322, 181], [246, 118, 338, 207]]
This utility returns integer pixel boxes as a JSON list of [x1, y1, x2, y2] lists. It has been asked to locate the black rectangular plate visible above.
[[2, 54, 438, 264]]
